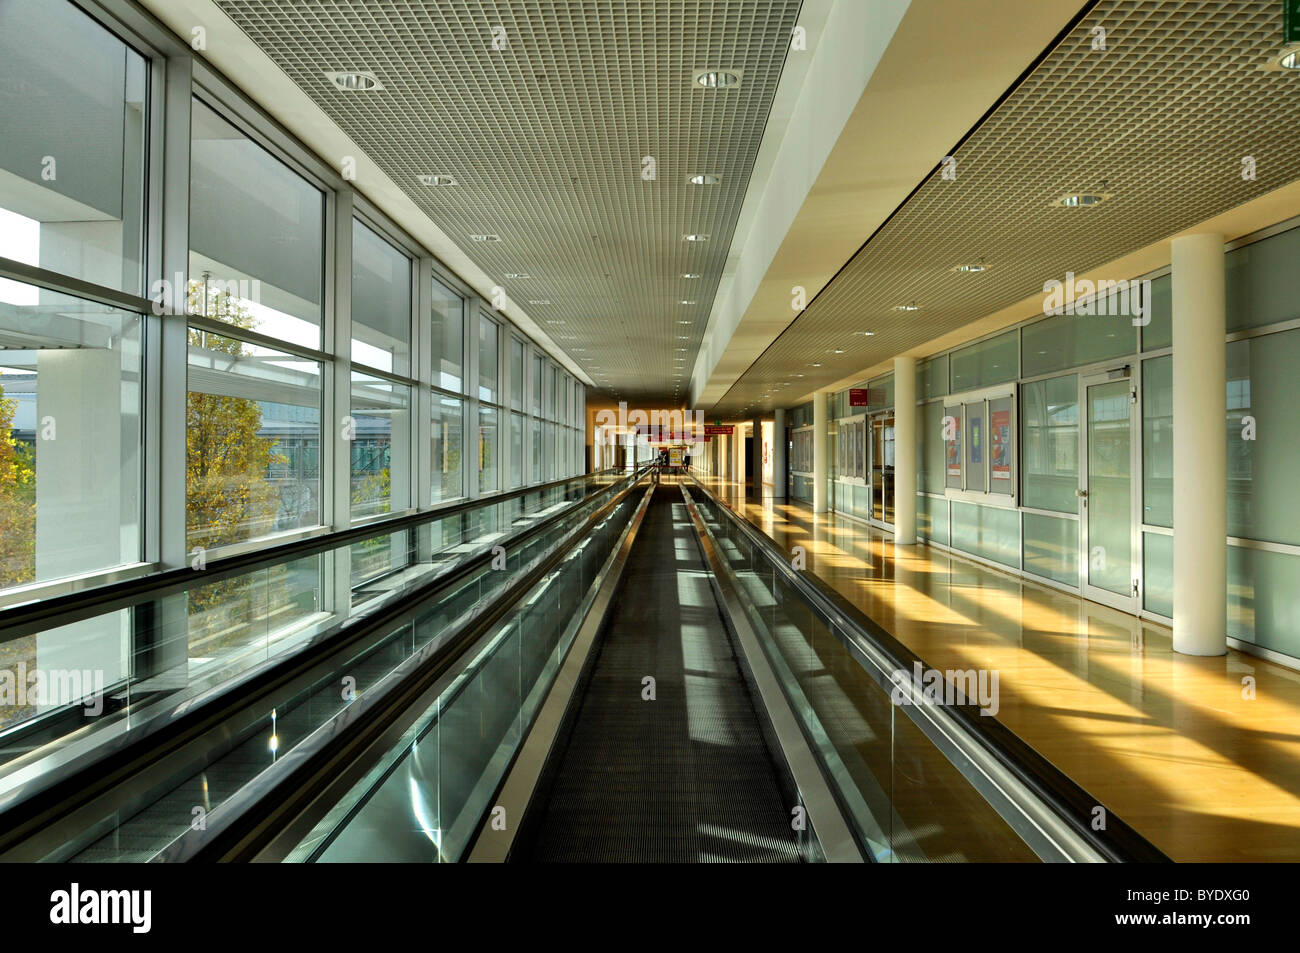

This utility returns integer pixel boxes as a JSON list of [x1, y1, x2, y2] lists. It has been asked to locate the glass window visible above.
[[1141, 273, 1172, 352], [553, 369, 565, 422], [1021, 375, 1078, 513], [478, 315, 498, 403], [531, 354, 543, 416], [1141, 357, 1172, 528], [918, 356, 949, 400], [0, 0, 147, 296], [349, 373, 410, 519], [950, 331, 1018, 393], [187, 329, 322, 550], [478, 404, 498, 493], [431, 278, 463, 393], [1143, 532, 1173, 617], [510, 413, 524, 488], [544, 363, 556, 420], [1225, 329, 1300, 546], [868, 374, 894, 413], [431, 395, 463, 504], [1229, 545, 1300, 658], [1023, 513, 1078, 586], [530, 417, 542, 482], [1022, 306, 1137, 378], [0, 281, 142, 590], [351, 220, 411, 376], [950, 501, 1020, 569], [509, 338, 524, 411], [918, 401, 946, 494], [1225, 226, 1300, 334], [189, 98, 323, 350]]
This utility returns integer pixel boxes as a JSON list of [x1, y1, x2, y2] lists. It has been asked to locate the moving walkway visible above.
[[0, 469, 1169, 863]]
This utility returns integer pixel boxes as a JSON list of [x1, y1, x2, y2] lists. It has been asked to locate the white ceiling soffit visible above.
[[176, 0, 805, 404], [716, 0, 1300, 419], [691, 0, 1090, 417]]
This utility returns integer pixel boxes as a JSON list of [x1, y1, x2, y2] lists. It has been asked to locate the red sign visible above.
[[704, 425, 734, 436], [849, 388, 869, 407]]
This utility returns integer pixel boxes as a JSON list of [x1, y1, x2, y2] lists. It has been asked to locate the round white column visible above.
[[773, 408, 787, 499], [813, 391, 828, 514], [1171, 233, 1227, 657], [893, 356, 918, 544]]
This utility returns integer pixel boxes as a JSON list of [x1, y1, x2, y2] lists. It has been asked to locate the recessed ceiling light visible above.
[[681, 273, 701, 279], [678, 335, 689, 340], [810, 362, 822, 368], [894, 303, 920, 312], [1278, 50, 1300, 70], [504, 272, 530, 279], [679, 300, 696, 305], [547, 319, 566, 325], [676, 347, 688, 351], [683, 234, 710, 242], [855, 330, 876, 336], [417, 174, 456, 186], [830, 348, 845, 354], [678, 320, 691, 325], [1053, 193, 1108, 208], [694, 69, 742, 89], [528, 299, 550, 305], [471, 233, 502, 242], [688, 173, 721, 185], [325, 70, 383, 91], [953, 262, 988, 273]]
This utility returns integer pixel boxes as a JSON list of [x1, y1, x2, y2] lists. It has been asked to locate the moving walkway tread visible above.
[[513, 486, 802, 863]]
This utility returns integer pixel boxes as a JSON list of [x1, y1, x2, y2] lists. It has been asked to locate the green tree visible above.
[[0, 384, 36, 589], [185, 282, 284, 552]]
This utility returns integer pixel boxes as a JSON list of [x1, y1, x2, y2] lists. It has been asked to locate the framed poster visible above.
[[944, 406, 963, 486]]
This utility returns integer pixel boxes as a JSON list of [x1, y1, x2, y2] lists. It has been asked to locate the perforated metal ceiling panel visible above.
[[212, 0, 801, 402], [713, 0, 1300, 418]]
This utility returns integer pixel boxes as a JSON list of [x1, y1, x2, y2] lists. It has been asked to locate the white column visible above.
[[751, 416, 763, 496], [733, 428, 745, 487], [813, 391, 828, 514], [1171, 233, 1227, 657], [773, 408, 787, 499], [893, 357, 917, 544]]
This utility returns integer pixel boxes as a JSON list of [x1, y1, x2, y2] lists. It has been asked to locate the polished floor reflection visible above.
[[699, 477, 1300, 862]]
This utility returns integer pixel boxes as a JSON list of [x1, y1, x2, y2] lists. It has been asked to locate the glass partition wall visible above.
[[0, 0, 588, 732], [822, 222, 1300, 663]]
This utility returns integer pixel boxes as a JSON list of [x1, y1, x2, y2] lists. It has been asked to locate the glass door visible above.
[[1080, 373, 1138, 611], [871, 413, 896, 527]]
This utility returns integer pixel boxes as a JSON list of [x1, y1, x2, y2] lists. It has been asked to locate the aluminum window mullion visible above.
[[415, 258, 433, 511], [327, 193, 349, 529], [158, 55, 192, 572], [466, 297, 480, 500], [186, 315, 331, 365]]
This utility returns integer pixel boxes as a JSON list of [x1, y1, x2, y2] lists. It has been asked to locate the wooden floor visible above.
[[699, 477, 1300, 862]]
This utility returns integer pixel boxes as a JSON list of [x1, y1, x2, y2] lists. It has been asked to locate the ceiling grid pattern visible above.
[[213, 0, 802, 401], [716, 0, 1300, 417]]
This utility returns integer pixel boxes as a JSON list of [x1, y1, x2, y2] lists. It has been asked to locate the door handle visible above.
[[1075, 489, 1088, 497]]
